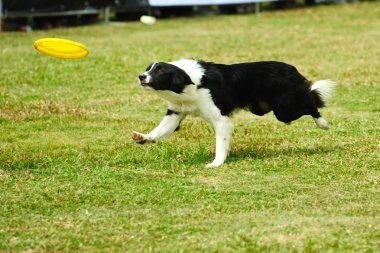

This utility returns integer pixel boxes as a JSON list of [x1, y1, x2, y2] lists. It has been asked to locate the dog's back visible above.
[[198, 61, 334, 126]]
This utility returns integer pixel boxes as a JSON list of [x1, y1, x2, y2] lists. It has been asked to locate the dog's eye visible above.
[[155, 66, 162, 73]]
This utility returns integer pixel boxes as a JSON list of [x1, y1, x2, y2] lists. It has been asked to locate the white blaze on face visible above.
[[139, 63, 156, 85]]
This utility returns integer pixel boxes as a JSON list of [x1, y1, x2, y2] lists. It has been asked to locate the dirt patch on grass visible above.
[[0, 100, 97, 120], [191, 176, 221, 187]]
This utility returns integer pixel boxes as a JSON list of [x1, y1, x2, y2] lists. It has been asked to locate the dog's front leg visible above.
[[132, 110, 185, 144], [206, 116, 233, 168]]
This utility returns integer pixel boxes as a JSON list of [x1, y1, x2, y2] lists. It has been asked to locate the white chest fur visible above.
[[156, 86, 222, 124]]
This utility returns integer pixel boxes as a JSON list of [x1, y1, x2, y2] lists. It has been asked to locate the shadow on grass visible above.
[[228, 144, 347, 160], [179, 142, 352, 168], [0, 142, 353, 171]]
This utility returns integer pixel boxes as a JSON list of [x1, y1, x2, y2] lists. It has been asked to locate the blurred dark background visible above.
[[0, 0, 359, 31]]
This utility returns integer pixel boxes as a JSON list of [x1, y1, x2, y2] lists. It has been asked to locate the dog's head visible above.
[[138, 62, 194, 93]]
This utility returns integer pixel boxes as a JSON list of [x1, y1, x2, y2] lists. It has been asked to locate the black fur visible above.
[[166, 109, 179, 116], [198, 61, 324, 123]]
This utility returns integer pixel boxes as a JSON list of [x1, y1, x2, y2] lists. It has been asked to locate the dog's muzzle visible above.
[[138, 74, 153, 89]]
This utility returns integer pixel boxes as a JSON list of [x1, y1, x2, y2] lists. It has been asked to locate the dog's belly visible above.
[[248, 100, 272, 116]]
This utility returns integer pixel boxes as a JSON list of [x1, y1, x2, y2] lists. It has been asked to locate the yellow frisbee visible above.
[[34, 38, 89, 59]]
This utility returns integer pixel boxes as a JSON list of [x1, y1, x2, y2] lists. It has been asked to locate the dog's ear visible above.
[[171, 71, 194, 93], [173, 71, 193, 85]]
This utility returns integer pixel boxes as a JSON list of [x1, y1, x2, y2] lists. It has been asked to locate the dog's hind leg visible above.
[[310, 110, 329, 130], [307, 108, 329, 130], [309, 80, 335, 129]]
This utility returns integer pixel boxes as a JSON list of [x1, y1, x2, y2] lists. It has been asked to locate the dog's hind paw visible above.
[[313, 117, 329, 130]]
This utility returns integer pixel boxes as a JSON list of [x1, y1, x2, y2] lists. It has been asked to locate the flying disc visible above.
[[34, 38, 89, 59]]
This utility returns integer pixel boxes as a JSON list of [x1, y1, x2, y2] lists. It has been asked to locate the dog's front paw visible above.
[[205, 160, 224, 168], [132, 131, 154, 144]]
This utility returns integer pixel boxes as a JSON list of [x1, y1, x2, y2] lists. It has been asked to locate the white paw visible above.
[[314, 117, 329, 130], [205, 161, 224, 168], [131, 131, 154, 144]]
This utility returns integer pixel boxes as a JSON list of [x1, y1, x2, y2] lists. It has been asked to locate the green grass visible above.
[[1, 2, 379, 252]]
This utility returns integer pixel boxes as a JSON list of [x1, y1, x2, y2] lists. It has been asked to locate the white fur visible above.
[[190, 89, 234, 168], [157, 85, 198, 104], [148, 113, 185, 141], [205, 116, 233, 168], [169, 59, 205, 85], [313, 117, 329, 130], [311, 80, 336, 104]]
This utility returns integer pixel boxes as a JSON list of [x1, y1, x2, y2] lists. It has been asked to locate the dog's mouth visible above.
[[140, 81, 154, 90]]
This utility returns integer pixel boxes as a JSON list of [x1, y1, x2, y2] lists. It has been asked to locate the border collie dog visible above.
[[133, 59, 335, 167]]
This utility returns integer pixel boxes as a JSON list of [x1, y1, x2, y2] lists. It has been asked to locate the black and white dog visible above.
[[132, 59, 335, 167]]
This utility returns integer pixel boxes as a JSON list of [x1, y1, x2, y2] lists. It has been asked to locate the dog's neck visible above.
[[169, 59, 204, 86]]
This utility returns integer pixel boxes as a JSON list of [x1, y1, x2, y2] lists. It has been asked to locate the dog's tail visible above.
[[310, 80, 336, 108]]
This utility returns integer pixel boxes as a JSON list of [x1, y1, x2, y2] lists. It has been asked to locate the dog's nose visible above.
[[138, 74, 147, 81]]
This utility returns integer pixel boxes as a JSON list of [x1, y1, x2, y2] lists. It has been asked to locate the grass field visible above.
[[1, 2, 379, 252]]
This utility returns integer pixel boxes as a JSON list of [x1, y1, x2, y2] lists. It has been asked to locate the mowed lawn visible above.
[[1, 2, 379, 252]]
